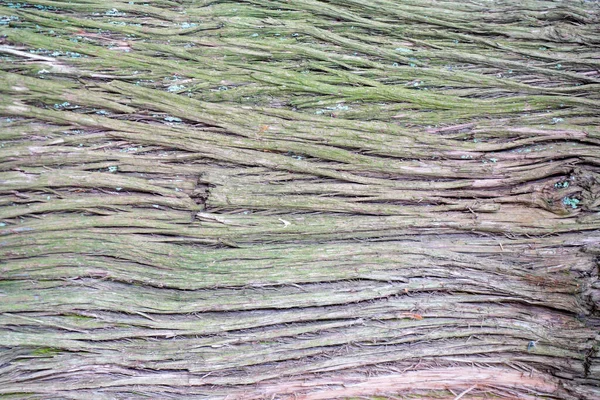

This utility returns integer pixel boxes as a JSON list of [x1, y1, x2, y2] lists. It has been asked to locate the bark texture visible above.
[[0, 0, 599, 398]]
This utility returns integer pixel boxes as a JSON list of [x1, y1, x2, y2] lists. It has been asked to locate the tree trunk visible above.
[[1, 0, 599, 398]]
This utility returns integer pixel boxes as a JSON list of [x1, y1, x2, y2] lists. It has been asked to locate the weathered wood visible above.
[[0, 0, 599, 398]]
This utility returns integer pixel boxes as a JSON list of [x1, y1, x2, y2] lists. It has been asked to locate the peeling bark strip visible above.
[[0, 0, 599, 398]]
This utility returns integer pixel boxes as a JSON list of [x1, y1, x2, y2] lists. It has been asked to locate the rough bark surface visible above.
[[0, 0, 599, 399]]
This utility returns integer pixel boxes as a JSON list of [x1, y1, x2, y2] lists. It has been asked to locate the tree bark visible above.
[[1, 0, 599, 398]]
